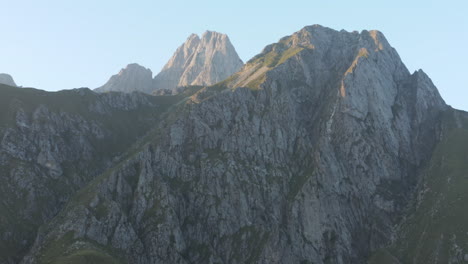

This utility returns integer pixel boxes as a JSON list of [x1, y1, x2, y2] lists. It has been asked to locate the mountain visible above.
[[1, 25, 467, 264], [96, 31, 243, 94], [153, 31, 244, 91], [95, 64, 153, 93], [0, 83, 201, 264], [0, 73, 17, 87]]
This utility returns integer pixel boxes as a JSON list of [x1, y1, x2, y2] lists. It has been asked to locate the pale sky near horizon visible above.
[[1, 0, 467, 110]]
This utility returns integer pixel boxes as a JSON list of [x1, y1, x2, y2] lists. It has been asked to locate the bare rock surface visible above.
[[0, 73, 17, 87], [95, 63, 153, 93], [153, 31, 244, 91], [0, 85, 186, 264], [96, 32, 243, 94]]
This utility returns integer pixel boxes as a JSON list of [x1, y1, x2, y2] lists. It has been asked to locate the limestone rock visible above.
[[0, 86, 185, 264], [153, 31, 244, 91]]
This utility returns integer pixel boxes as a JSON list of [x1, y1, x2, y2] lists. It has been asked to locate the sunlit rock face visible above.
[[95, 31, 243, 94], [153, 31, 244, 91]]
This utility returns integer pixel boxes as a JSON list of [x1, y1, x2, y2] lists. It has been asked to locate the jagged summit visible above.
[[95, 63, 153, 93], [96, 31, 243, 94], [225, 25, 400, 91], [153, 30, 244, 91], [0, 73, 17, 87]]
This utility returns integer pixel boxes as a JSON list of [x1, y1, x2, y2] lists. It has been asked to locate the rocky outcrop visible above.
[[0, 73, 17, 87], [153, 31, 244, 91], [18, 25, 452, 264], [95, 63, 154, 93]]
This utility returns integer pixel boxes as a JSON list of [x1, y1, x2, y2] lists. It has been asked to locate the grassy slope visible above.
[[208, 37, 309, 92], [51, 250, 122, 264], [369, 109, 468, 264]]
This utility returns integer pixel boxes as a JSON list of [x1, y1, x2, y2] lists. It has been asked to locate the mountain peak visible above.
[[201, 30, 227, 39], [0, 73, 17, 87], [96, 31, 243, 94], [187, 33, 199, 40], [119, 63, 150, 74], [154, 31, 244, 91], [95, 63, 153, 93], [184, 33, 201, 48], [230, 25, 400, 90]]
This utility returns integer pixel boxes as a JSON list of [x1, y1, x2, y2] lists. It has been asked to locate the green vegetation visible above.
[[37, 225, 123, 264], [209, 75, 237, 92], [198, 36, 309, 92], [287, 167, 315, 202], [248, 43, 304, 69], [224, 225, 270, 263], [182, 241, 212, 263], [41, 243, 122, 264], [245, 75, 267, 90], [234, 38, 310, 90], [368, 109, 468, 263], [395, 128, 468, 262], [51, 249, 121, 264], [141, 200, 166, 224], [39, 231, 76, 263], [367, 249, 400, 264], [92, 200, 109, 221]]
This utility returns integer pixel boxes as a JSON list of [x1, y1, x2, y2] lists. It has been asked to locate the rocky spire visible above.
[[153, 31, 244, 91]]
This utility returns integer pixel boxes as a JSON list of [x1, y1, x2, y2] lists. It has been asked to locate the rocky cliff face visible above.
[[369, 109, 468, 264], [153, 31, 244, 91], [10, 25, 455, 264], [0, 73, 17, 87], [0, 84, 196, 264], [95, 64, 154, 93]]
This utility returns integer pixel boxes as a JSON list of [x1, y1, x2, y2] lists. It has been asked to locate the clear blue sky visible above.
[[1, 0, 467, 110]]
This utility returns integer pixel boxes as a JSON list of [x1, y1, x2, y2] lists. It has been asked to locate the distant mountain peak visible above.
[[187, 33, 199, 39], [0, 73, 17, 87], [201, 30, 225, 39], [154, 31, 244, 91], [95, 63, 153, 93], [96, 31, 243, 94]]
